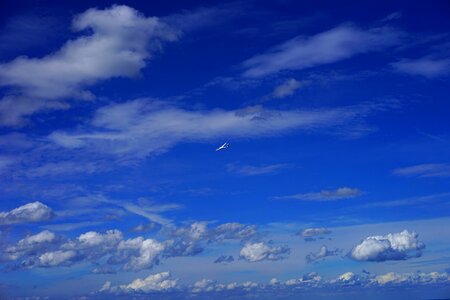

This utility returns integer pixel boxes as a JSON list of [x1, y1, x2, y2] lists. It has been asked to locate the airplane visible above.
[[216, 142, 230, 151]]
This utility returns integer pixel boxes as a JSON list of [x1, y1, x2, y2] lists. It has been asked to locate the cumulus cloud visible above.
[[372, 271, 450, 286], [0, 202, 54, 225], [101, 272, 178, 294], [393, 163, 450, 178], [350, 230, 425, 262], [305, 245, 340, 264], [0, 5, 178, 126], [191, 279, 258, 293], [38, 250, 77, 267], [2, 230, 58, 261], [98, 270, 450, 296], [392, 56, 450, 78], [277, 187, 362, 201], [48, 99, 387, 160], [115, 237, 165, 271], [242, 24, 402, 77], [2, 221, 262, 271], [239, 242, 290, 262]]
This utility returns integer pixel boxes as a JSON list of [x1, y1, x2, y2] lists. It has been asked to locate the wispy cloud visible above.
[[270, 78, 307, 99], [48, 99, 390, 160], [242, 24, 403, 77], [277, 187, 362, 201], [392, 56, 450, 78], [361, 192, 450, 208], [393, 163, 450, 178], [226, 163, 288, 176]]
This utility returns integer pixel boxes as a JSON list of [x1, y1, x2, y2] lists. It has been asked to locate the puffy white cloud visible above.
[[392, 56, 450, 78], [191, 279, 258, 293], [166, 222, 258, 257], [393, 163, 450, 178], [350, 230, 425, 261], [372, 271, 450, 286], [75, 230, 123, 248], [305, 245, 340, 264], [38, 250, 76, 267], [0, 5, 178, 126], [330, 272, 364, 286], [98, 270, 450, 296], [0, 202, 54, 225], [62, 229, 123, 261], [239, 242, 290, 262], [300, 227, 331, 237], [242, 24, 402, 77], [116, 237, 165, 271], [2, 230, 58, 261], [280, 272, 323, 288], [101, 272, 178, 293], [48, 99, 384, 159]]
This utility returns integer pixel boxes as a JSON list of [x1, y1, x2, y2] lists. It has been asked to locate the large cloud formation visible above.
[[350, 230, 425, 261], [1, 221, 262, 271], [0, 5, 178, 126], [0, 202, 54, 225], [99, 270, 450, 296]]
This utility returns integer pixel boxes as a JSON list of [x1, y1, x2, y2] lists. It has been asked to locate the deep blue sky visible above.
[[0, 1, 449, 299]]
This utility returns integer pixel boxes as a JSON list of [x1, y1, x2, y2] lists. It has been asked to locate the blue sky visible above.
[[0, 0, 450, 299]]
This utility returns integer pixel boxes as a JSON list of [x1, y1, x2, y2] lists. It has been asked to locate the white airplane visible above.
[[216, 142, 230, 151]]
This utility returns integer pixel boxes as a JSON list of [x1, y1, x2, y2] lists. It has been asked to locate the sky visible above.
[[0, 0, 450, 299]]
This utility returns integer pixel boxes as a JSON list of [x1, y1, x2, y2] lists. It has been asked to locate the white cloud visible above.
[[38, 250, 76, 267], [350, 230, 425, 262], [99, 270, 450, 296], [271, 78, 304, 98], [226, 163, 287, 176], [100, 272, 178, 293], [0, 5, 178, 126], [278, 187, 362, 201], [1, 221, 262, 271], [393, 163, 450, 178], [0, 202, 54, 225], [212, 222, 257, 241], [300, 227, 331, 237], [3, 230, 58, 261], [392, 56, 450, 78], [116, 237, 165, 271], [48, 99, 384, 160], [74, 230, 123, 249], [242, 24, 402, 77], [239, 242, 290, 262], [372, 271, 450, 286]]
